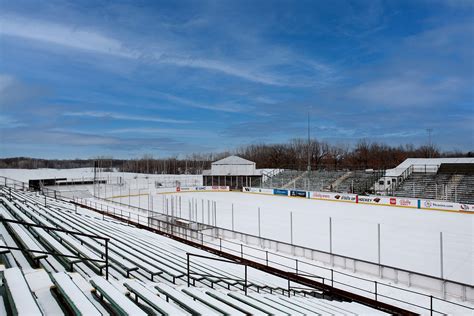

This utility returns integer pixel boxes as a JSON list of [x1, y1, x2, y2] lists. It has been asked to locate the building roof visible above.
[[212, 155, 255, 165], [385, 157, 474, 177]]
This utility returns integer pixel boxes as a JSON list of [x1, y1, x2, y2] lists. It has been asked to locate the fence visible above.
[[0, 217, 110, 279]]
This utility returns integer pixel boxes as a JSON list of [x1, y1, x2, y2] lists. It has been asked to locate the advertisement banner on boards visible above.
[[334, 193, 358, 203], [379, 197, 418, 208], [290, 190, 307, 198], [357, 196, 383, 204], [242, 187, 273, 194], [273, 189, 289, 196], [210, 186, 230, 191], [420, 199, 473, 212], [310, 191, 357, 203]]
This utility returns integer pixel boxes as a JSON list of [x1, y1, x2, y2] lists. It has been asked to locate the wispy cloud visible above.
[[63, 111, 191, 124], [0, 74, 47, 108], [0, 15, 132, 58], [155, 92, 251, 113], [0, 14, 335, 87], [349, 76, 464, 107], [0, 115, 25, 128]]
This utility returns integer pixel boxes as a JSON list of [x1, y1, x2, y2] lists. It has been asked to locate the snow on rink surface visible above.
[[114, 191, 474, 285]]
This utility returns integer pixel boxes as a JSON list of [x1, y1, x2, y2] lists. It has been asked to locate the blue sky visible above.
[[0, 0, 473, 159]]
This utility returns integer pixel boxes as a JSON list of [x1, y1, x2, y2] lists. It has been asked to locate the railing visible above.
[[0, 217, 110, 279], [0, 176, 31, 192], [187, 253, 251, 295], [72, 197, 474, 315]]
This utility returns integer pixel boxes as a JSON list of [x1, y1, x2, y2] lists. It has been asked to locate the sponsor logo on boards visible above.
[[399, 199, 411, 206], [340, 195, 356, 201], [312, 192, 331, 199], [274, 189, 288, 196], [390, 198, 396, 205], [358, 196, 381, 203], [290, 190, 306, 198]]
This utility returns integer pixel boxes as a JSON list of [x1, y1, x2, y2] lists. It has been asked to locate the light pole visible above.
[[427, 128, 433, 158], [307, 110, 311, 172]]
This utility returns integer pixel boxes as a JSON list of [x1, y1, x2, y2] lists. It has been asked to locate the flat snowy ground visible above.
[[111, 191, 473, 285]]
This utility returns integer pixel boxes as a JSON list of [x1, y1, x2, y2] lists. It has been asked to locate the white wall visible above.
[[211, 163, 256, 175]]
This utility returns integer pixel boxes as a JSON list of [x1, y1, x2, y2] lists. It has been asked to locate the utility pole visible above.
[[427, 128, 433, 158], [307, 110, 311, 172]]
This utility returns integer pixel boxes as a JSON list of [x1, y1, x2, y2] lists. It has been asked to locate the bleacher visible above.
[[263, 170, 375, 193], [0, 186, 385, 315], [262, 170, 342, 191], [393, 163, 474, 203], [332, 170, 380, 194]]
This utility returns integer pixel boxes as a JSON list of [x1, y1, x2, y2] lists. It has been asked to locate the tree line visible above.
[[0, 139, 471, 174]]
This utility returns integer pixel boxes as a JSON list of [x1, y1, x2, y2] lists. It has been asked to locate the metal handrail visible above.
[[0, 215, 110, 280]]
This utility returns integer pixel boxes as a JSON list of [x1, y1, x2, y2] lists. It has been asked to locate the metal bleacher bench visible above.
[[182, 287, 246, 315], [51, 272, 102, 316], [124, 280, 187, 316], [90, 276, 147, 316], [2, 267, 43, 315], [0, 236, 9, 254], [205, 289, 265, 315], [228, 291, 290, 315], [155, 283, 220, 316], [0, 208, 48, 264]]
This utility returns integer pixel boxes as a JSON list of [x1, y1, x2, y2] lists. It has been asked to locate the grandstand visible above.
[[0, 183, 398, 315], [380, 158, 474, 203], [260, 158, 474, 203], [262, 169, 381, 194]]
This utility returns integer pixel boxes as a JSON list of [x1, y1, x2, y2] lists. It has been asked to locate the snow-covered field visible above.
[[110, 191, 473, 285]]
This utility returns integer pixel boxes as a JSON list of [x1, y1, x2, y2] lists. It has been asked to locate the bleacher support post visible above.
[[187, 253, 190, 287], [105, 239, 109, 280], [288, 277, 291, 297], [375, 281, 378, 301], [244, 264, 248, 295]]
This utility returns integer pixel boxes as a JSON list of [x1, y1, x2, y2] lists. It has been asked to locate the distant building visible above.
[[203, 156, 263, 189]]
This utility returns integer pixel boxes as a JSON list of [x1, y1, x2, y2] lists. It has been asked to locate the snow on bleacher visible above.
[[0, 186, 386, 315]]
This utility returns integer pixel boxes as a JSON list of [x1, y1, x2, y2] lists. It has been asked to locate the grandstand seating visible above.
[[262, 169, 379, 194], [393, 171, 474, 204], [0, 186, 386, 315], [332, 170, 381, 194]]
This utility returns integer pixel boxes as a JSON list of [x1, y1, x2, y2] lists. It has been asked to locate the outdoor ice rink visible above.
[[111, 190, 473, 285]]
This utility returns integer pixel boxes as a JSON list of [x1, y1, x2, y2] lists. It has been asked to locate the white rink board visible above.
[[120, 191, 474, 285]]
